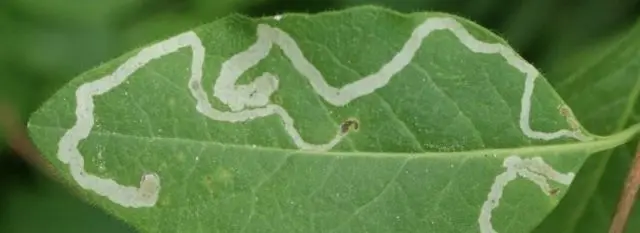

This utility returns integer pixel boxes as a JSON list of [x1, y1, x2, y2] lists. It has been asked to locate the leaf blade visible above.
[[27, 6, 637, 233]]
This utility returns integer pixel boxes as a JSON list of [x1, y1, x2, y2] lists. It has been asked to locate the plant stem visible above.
[[609, 142, 640, 233], [0, 101, 55, 176]]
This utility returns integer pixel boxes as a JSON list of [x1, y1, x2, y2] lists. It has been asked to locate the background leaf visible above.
[[0, 151, 137, 233], [533, 18, 640, 233]]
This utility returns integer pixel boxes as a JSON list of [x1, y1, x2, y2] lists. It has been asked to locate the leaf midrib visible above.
[[28, 123, 640, 159]]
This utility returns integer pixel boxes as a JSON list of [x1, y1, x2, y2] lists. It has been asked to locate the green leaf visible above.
[[534, 17, 640, 233], [26, 6, 640, 232], [5, 0, 142, 26]]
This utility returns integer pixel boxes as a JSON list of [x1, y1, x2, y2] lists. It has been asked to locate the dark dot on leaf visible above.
[[340, 118, 359, 134], [190, 81, 200, 90], [558, 105, 571, 117]]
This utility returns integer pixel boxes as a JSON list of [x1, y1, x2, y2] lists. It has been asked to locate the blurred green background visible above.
[[1, 0, 639, 232]]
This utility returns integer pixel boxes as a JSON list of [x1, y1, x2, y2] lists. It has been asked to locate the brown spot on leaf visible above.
[[558, 105, 580, 131], [558, 105, 571, 117], [340, 118, 359, 134], [190, 80, 200, 90], [202, 175, 217, 195]]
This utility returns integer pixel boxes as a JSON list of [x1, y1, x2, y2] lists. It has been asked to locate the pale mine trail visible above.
[[55, 15, 583, 233]]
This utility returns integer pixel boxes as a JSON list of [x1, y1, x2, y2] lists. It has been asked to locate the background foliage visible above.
[[0, 0, 639, 232]]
